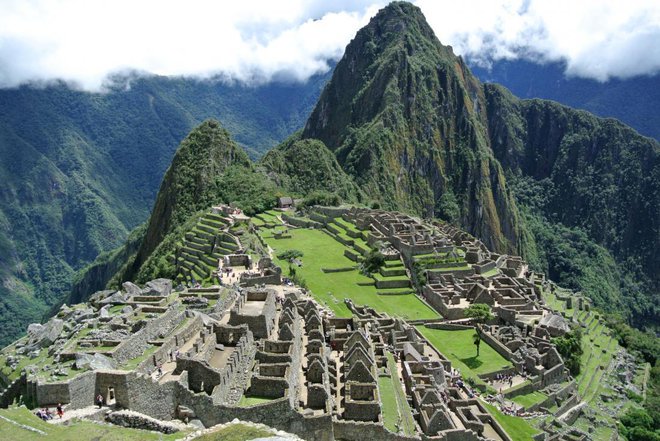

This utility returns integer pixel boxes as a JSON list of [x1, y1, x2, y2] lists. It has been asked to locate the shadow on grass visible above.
[[459, 355, 484, 370]]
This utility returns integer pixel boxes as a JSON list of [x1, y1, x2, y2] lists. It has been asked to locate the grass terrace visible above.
[[511, 390, 548, 408], [237, 395, 274, 407], [192, 423, 273, 440], [415, 327, 512, 378], [261, 228, 437, 321], [0, 406, 189, 440], [378, 352, 416, 435], [481, 402, 540, 440]]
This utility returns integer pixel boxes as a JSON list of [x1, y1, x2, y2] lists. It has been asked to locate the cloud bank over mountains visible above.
[[0, 0, 658, 90]]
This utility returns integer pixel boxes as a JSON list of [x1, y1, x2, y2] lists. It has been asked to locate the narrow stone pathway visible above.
[[47, 405, 107, 424]]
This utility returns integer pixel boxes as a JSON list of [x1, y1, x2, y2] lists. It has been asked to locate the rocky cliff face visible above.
[[302, 2, 522, 254]]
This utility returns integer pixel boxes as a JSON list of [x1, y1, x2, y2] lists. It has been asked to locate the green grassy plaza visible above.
[[414, 327, 512, 378], [261, 228, 437, 321]]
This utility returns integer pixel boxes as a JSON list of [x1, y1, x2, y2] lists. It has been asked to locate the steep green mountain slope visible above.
[[471, 59, 660, 142], [301, 1, 522, 255], [260, 135, 364, 202], [0, 73, 329, 346]]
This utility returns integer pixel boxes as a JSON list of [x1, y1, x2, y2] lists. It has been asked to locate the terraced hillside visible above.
[[172, 212, 239, 285]]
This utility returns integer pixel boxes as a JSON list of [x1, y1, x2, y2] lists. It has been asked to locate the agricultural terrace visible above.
[[260, 227, 438, 321]]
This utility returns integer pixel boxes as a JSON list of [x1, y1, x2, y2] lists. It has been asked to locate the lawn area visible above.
[[378, 375, 399, 432], [192, 423, 273, 440], [415, 327, 512, 377], [237, 395, 274, 407], [0, 406, 188, 440], [482, 402, 541, 440], [262, 228, 437, 321], [120, 345, 158, 371], [511, 390, 547, 408], [383, 352, 416, 435]]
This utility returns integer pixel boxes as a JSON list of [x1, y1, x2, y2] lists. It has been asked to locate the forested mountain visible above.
[[0, 73, 329, 345], [471, 59, 660, 142]]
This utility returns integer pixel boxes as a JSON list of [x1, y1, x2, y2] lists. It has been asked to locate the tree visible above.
[[465, 304, 494, 357], [552, 328, 583, 376], [277, 249, 303, 263], [361, 250, 386, 275]]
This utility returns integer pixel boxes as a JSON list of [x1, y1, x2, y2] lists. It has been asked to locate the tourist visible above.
[[56, 402, 64, 418], [96, 393, 104, 408], [157, 364, 163, 377]]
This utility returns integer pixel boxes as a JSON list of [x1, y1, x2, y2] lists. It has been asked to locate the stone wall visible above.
[[282, 214, 322, 229], [139, 315, 204, 373], [113, 306, 186, 364], [107, 410, 181, 434], [68, 371, 96, 408], [0, 374, 26, 408], [479, 330, 514, 362], [333, 420, 419, 441]]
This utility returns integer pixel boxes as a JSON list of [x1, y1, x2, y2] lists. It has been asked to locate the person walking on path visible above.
[[96, 393, 104, 408], [56, 403, 64, 419]]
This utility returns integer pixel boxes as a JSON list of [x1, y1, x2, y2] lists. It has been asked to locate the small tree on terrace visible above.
[[277, 249, 303, 263], [465, 303, 494, 357], [361, 250, 386, 275]]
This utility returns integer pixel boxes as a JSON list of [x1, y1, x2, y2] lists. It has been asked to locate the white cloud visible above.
[[415, 0, 660, 81], [0, 0, 658, 90]]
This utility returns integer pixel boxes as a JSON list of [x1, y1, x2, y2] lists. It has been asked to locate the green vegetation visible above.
[[277, 249, 304, 262], [0, 406, 188, 440], [511, 390, 547, 409], [0, 71, 329, 345], [192, 423, 273, 441], [552, 328, 583, 376], [415, 327, 512, 378], [464, 304, 494, 357], [260, 136, 363, 202], [379, 352, 416, 435], [361, 250, 386, 275], [482, 402, 540, 439], [263, 228, 436, 320], [237, 395, 274, 407]]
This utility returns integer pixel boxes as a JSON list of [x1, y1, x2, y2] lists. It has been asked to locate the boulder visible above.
[[121, 305, 134, 315], [99, 291, 127, 305], [122, 281, 142, 296], [99, 306, 111, 318], [142, 278, 172, 297], [75, 353, 117, 370], [539, 313, 571, 337], [90, 289, 117, 304], [27, 318, 64, 349]]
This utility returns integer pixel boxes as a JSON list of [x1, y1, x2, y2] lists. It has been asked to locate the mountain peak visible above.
[[301, 1, 520, 254]]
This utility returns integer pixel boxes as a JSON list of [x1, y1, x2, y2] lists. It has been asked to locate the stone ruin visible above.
[[0, 206, 604, 441]]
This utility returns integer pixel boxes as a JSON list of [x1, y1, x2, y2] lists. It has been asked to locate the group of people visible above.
[[35, 403, 63, 420], [492, 372, 516, 390]]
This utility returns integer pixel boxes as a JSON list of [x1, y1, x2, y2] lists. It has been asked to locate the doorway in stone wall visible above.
[[106, 387, 116, 406]]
